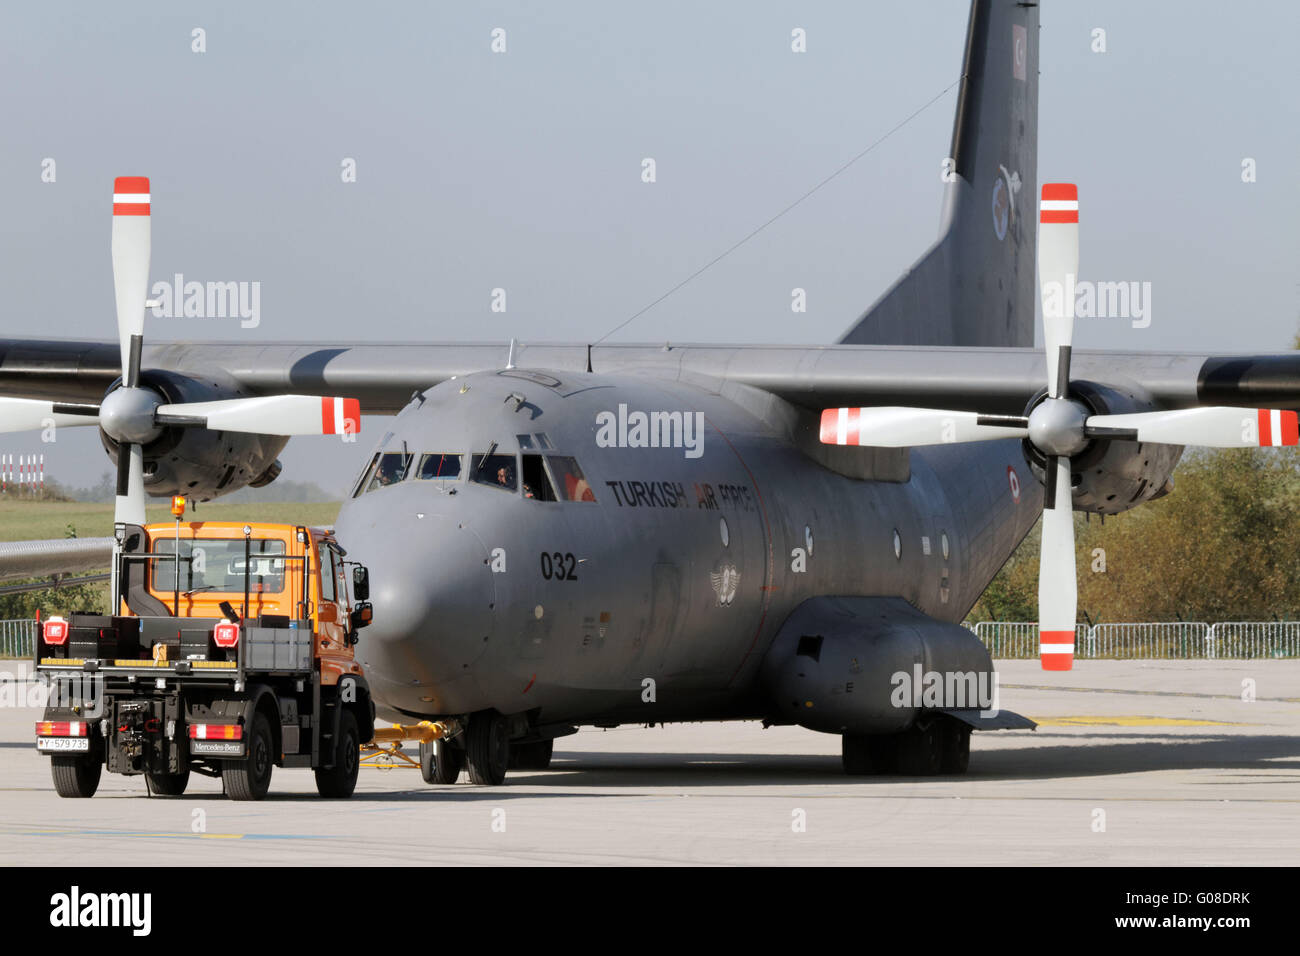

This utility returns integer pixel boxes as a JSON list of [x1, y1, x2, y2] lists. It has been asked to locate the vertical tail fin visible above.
[[839, 0, 1039, 347]]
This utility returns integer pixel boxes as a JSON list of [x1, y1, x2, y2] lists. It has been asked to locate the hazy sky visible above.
[[1, 1, 1296, 495]]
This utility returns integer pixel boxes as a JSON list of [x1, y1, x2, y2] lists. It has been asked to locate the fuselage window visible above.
[[546, 456, 596, 502], [516, 434, 535, 450], [417, 453, 462, 480], [471, 453, 518, 492], [521, 454, 559, 501], [365, 452, 412, 492]]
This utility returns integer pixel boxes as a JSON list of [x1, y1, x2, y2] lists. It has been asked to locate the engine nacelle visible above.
[[98, 369, 288, 501], [760, 597, 995, 735], [1023, 380, 1183, 515]]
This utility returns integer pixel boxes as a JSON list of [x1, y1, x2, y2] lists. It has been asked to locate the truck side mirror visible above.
[[352, 565, 370, 602], [349, 602, 373, 631]]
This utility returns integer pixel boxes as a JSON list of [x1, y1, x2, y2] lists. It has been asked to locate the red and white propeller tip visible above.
[[1039, 183, 1078, 397], [111, 176, 151, 384], [156, 395, 361, 436]]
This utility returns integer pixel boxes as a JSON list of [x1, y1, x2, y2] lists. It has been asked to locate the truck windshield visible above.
[[151, 538, 288, 594]]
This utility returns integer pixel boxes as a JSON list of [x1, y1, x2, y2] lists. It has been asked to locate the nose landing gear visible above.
[[465, 710, 510, 785]]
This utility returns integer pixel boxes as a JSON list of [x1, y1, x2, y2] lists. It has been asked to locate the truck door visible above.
[[314, 541, 348, 652]]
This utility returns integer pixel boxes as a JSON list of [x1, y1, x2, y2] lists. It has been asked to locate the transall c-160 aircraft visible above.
[[3, 0, 1297, 785]]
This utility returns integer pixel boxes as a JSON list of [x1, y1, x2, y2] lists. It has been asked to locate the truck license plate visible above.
[[37, 737, 89, 752]]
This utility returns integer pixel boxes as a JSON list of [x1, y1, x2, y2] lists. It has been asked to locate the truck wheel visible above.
[[315, 709, 360, 798], [465, 711, 509, 786], [420, 737, 464, 784], [509, 739, 553, 771], [223, 713, 273, 801], [147, 763, 191, 796], [51, 754, 102, 798]]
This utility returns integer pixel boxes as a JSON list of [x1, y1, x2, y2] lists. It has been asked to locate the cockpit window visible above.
[[364, 452, 412, 492], [546, 456, 596, 502], [521, 454, 559, 501], [417, 453, 462, 480], [471, 453, 518, 492]]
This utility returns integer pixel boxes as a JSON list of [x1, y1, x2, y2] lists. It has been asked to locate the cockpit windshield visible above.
[[417, 453, 462, 480], [363, 452, 412, 493], [471, 453, 518, 492]]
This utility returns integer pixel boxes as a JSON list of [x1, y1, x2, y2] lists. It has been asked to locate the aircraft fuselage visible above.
[[335, 368, 1042, 727]]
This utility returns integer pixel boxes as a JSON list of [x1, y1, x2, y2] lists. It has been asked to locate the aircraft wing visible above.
[[2, 338, 1297, 417]]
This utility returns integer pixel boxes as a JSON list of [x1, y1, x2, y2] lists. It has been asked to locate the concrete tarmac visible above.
[[1, 660, 1297, 865]]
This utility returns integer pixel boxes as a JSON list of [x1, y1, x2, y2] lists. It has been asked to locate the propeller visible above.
[[0, 176, 362, 529], [819, 183, 1299, 670]]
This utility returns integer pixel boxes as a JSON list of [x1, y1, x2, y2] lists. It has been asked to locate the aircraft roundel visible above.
[[991, 177, 1009, 241], [1007, 465, 1021, 503]]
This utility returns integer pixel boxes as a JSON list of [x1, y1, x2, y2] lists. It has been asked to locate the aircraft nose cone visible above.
[[338, 505, 495, 692]]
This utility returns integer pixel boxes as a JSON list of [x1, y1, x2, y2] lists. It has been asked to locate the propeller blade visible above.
[[155, 395, 361, 436], [114, 443, 146, 527], [818, 407, 1027, 448], [111, 176, 151, 386], [1037, 456, 1076, 671], [1088, 407, 1300, 448], [0, 398, 99, 433], [1039, 183, 1078, 399]]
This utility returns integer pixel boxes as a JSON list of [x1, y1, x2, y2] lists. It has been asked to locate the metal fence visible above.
[[970, 621, 1300, 659], [0, 619, 36, 658], [4, 616, 1299, 661]]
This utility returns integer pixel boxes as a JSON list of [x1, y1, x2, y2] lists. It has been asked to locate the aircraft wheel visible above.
[[223, 712, 274, 801], [465, 711, 509, 785], [420, 736, 464, 784], [841, 734, 872, 775], [938, 719, 971, 775], [147, 763, 191, 796], [51, 751, 102, 798], [509, 739, 553, 771], [896, 720, 942, 775]]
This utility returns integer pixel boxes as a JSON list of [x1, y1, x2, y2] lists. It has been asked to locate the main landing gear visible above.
[[842, 716, 970, 776]]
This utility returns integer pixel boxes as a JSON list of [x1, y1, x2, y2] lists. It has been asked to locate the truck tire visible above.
[[223, 712, 274, 801], [465, 711, 509, 786], [508, 739, 553, 770], [420, 737, 464, 784], [147, 763, 191, 796], [51, 754, 102, 798], [315, 709, 360, 798]]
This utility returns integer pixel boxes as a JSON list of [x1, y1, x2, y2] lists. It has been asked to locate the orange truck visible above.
[[33, 517, 375, 800]]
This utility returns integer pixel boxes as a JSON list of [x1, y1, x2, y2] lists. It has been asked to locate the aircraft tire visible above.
[[938, 719, 971, 775], [420, 737, 464, 784], [896, 721, 942, 776], [466, 711, 509, 785], [841, 734, 873, 775], [509, 739, 553, 770]]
